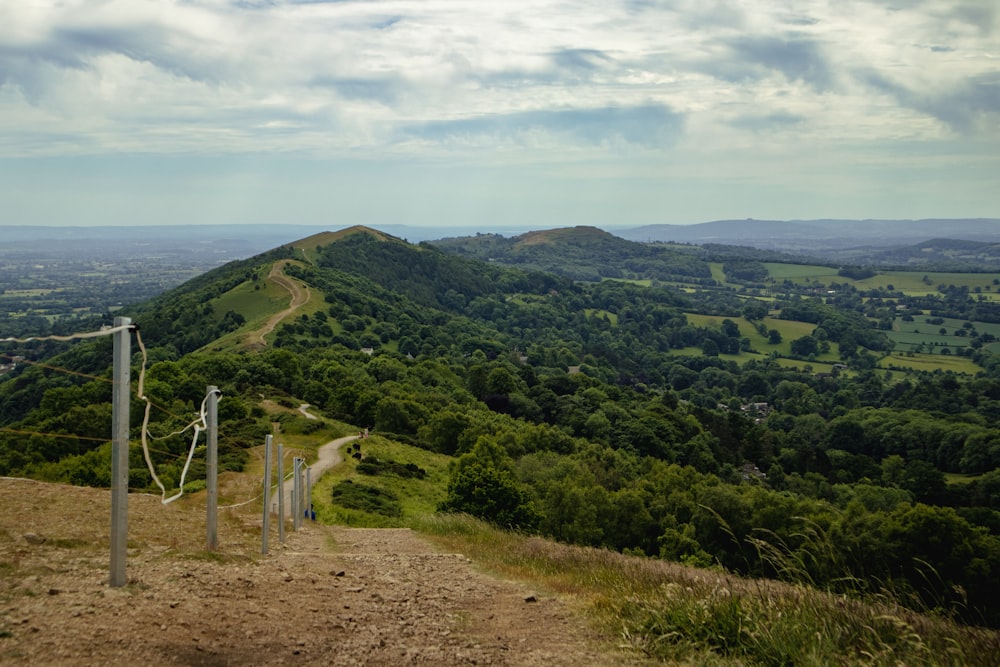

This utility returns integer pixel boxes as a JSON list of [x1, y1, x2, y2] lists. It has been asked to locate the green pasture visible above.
[[878, 351, 980, 374], [707, 262, 728, 285], [772, 358, 840, 373], [752, 265, 1000, 299], [584, 308, 619, 325], [0, 288, 57, 298], [889, 330, 969, 352], [211, 277, 291, 324], [888, 315, 1000, 354], [855, 271, 1000, 296], [764, 263, 840, 281], [945, 472, 983, 486], [682, 313, 843, 360], [666, 346, 758, 365], [683, 312, 748, 330]]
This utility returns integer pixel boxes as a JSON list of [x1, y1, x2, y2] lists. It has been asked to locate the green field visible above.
[[0, 288, 58, 298], [887, 315, 1000, 354], [683, 313, 844, 360], [753, 265, 1000, 300], [764, 263, 841, 280], [878, 351, 981, 374], [213, 268, 316, 319], [584, 308, 619, 325], [856, 271, 1000, 297], [945, 472, 984, 486], [707, 262, 729, 285]]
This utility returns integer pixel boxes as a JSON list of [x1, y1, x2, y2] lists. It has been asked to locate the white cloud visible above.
[[0, 0, 997, 224]]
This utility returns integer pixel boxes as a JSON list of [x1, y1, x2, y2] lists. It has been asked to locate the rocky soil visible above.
[[0, 477, 636, 666]]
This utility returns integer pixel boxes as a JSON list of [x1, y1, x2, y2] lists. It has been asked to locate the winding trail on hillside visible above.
[[246, 260, 311, 348], [274, 434, 358, 517]]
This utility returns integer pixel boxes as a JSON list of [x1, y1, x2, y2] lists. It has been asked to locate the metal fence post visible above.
[[206, 386, 219, 551], [291, 457, 301, 531], [109, 316, 131, 587], [306, 466, 312, 521], [277, 444, 285, 543], [262, 434, 272, 555]]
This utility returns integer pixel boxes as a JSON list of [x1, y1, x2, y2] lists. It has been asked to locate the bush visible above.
[[331, 480, 402, 517], [356, 455, 427, 479]]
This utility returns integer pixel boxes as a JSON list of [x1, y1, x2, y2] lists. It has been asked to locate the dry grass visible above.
[[417, 514, 1000, 666]]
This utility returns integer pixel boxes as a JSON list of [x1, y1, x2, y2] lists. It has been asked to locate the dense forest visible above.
[[1, 228, 999, 628]]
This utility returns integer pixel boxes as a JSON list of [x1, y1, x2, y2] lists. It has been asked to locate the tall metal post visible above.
[[277, 444, 286, 543], [205, 386, 219, 551], [306, 466, 312, 521], [110, 316, 131, 587], [291, 457, 301, 531], [261, 434, 272, 555]]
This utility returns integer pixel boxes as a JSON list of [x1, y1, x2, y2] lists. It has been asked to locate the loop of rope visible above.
[[3, 323, 285, 511], [135, 329, 215, 505]]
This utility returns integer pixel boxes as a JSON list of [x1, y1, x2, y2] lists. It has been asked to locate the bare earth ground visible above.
[[0, 477, 635, 666]]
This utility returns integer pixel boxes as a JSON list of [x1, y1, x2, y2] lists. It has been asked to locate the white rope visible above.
[[0, 324, 131, 344], [3, 323, 217, 507], [218, 469, 301, 510], [135, 329, 211, 505]]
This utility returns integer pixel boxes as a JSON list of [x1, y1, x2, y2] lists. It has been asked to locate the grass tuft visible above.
[[415, 514, 1000, 666]]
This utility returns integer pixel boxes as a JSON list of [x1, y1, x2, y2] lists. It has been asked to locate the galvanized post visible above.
[[109, 316, 131, 587], [261, 434, 273, 555], [277, 444, 285, 543], [206, 386, 219, 551], [306, 466, 312, 521], [291, 457, 301, 531]]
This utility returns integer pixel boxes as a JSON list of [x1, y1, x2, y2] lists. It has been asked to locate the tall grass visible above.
[[416, 514, 1000, 666]]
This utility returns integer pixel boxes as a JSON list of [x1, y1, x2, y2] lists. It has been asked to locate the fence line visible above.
[[0, 427, 109, 444], [3, 323, 320, 552], [0, 324, 131, 344], [1, 352, 113, 383]]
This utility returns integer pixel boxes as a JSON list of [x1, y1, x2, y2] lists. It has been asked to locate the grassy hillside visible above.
[[304, 434, 1000, 666], [3, 225, 1000, 640]]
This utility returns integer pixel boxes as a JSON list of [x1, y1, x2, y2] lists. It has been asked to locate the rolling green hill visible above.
[[433, 225, 714, 282], [2, 225, 1000, 643]]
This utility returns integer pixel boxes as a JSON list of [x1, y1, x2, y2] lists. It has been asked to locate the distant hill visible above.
[[432, 225, 714, 282], [616, 219, 1000, 253]]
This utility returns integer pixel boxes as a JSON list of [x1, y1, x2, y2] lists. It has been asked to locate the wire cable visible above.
[[0, 354, 114, 383], [0, 427, 108, 443]]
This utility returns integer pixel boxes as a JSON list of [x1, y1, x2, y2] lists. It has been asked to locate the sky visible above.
[[1, 0, 998, 229]]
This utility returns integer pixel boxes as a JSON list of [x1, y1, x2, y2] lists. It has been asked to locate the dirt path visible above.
[[246, 260, 310, 348], [0, 479, 633, 665], [273, 434, 358, 516]]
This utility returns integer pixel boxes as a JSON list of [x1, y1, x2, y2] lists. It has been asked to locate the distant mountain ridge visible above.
[[5, 219, 999, 271], [616, 218, 1000, 250]]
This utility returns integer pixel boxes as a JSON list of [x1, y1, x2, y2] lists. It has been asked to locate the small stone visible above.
[[48, 588, 60, 596], [332, 571, 346, 577], [524, 595, 538, 603]]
